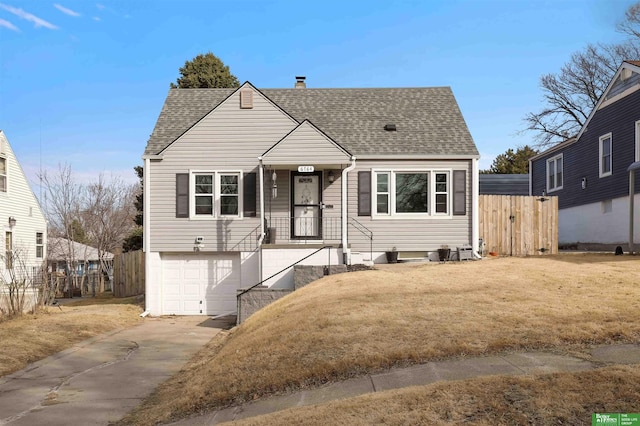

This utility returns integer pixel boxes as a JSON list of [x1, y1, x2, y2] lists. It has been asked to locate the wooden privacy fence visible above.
[[479, 195, 558, 256], [113, 250, 145, 297]]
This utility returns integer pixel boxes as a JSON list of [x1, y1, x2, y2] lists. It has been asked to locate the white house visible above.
[[0, 130, 48, 312]]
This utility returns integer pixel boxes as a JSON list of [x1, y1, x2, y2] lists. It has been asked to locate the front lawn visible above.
[[120, 254, 640, 425], [0, 295, 143, 377]]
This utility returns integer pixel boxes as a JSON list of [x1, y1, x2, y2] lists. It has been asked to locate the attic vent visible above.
[[384, 124, 397, 131], [240, 89, 253, 109], [295, 76, 306, 89], [621, 68, 633, 81]]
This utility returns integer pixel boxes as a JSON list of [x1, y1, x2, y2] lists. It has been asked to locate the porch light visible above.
[[8, 217, 16, 227], [327, 170, 335, 183], [271, 170, 278, 198]]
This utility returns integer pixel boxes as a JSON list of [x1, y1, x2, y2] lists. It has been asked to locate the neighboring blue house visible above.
[[529, 61, 640, 249]]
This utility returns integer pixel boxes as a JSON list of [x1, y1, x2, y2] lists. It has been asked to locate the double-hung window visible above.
[[194, 174, 214, 215], [191, 171, 241, 218], [546, 154, 563, 192], [599, 133, 612, 177], [36, 232, 44, 258], [373, 170, 450, 217], [434, 173, 448, 213], [376, 172, 390, 214], [219, 174, 239, 216], [0, 157, 6, 193]]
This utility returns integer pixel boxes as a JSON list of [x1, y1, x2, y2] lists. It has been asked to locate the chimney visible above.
[[295, 76, 306, 89]]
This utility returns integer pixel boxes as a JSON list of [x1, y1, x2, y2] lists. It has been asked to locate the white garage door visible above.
[[162, 253, 241, 315]]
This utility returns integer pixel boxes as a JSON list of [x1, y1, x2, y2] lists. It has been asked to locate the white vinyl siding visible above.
[[599, 133, 612, 177], [372, 169, 451, 218], [546, 154, 563, 193], [0, 131, 47, 282]]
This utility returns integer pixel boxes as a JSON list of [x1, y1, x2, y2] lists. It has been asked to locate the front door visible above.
[[291, 172, 322, 239]]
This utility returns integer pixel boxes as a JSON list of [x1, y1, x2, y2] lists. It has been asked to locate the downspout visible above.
[[341, 156, 357, 264], [471, 158, 480, 257], [258, 158, 266, 283]]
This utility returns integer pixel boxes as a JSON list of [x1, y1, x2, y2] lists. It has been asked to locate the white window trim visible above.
[[36, 231, 44, 259], [599, 133, 612, 178], [546, 154, 563, 193], [0, 156, 7, 194], [371, 169, 452, 219], [189, 170, 243, 220], [375, 172, 390, 215], [635, 120, 640, 163]]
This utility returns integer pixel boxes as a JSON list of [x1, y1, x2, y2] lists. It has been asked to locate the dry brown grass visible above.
[[0, 297, 143, 377], [122, 254, 640, 425], [232, 364, 640, 426]]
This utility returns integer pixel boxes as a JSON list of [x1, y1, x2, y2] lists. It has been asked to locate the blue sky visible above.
[[0, 0, 635, 191]]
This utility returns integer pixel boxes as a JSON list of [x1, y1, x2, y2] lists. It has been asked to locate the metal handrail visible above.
[[349, 218, 373, 262], [236, 245, 330, 298]]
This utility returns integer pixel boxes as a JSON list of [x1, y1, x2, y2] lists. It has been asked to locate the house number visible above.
[[298, 166, 314, 173]]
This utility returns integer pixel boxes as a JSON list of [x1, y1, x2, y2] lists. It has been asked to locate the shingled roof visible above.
[[144, 86, 478, 157]]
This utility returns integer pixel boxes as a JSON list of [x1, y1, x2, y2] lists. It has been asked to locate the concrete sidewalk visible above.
[[0, 315, 233, 426], [172, 344, 640, 425]]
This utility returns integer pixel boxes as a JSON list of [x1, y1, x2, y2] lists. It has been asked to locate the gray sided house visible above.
[[530, 61, 640, 249], [143, 79, 480, 316]]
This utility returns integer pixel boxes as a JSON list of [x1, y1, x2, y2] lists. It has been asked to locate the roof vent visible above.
[[295, 76, 306, 89], [384, 124, 397, 131]]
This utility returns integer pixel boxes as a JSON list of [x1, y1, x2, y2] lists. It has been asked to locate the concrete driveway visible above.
[[0, 315, 233, 425]]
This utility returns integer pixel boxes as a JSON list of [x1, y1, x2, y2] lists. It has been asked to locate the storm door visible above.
[[291, 172, 322, 239]]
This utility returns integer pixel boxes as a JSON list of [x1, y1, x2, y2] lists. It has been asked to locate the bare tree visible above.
[[41, 164, 87, 294], [524, 2, 640, 148], [82, 174, 137, 293], [0, 246, 44, 317], [618, 2, 640, 39], [524, 42, 640, 148]]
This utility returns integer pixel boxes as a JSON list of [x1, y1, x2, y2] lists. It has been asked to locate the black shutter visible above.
[[176, 173, 189, 218], [453, 170, 466, 216], [358, 171, 371, 216], [243, 172, 257, 217]]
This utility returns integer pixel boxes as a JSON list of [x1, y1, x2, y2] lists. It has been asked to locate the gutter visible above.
[[471, 158, 480, 257], [341, 156, 357, 264]]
